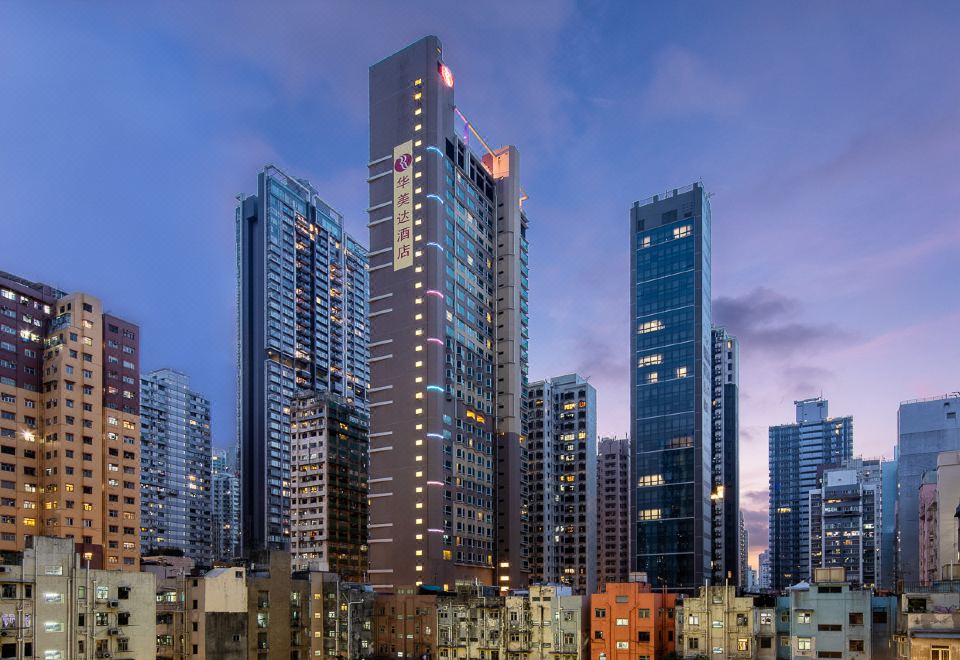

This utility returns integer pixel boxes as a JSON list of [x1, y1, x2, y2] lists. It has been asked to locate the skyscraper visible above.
[[290, 390, 369, 580], [737, 511, 748, 588], [525, 374, 597, 594], [711, 327, 739, 585], [896, 394, 960, 586], [140, 368, 212, 563], [768, 397, 853, 591], [366, 36, 530, 590], [758, 550, 771, 591], [808, 457, 882, 587], [630, 183, 712, 590], [211, 447, 240, 561], [237, 166, 369, 553], [0, 271, 142, 569], [597, 436, 631, 589]]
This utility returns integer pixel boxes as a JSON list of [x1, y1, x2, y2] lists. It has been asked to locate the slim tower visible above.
[[140, 368, 212, 563], [525, 374, 597, 594], [596, 436, 631, 589], [711, 327, 739, 584], [237, 167, 369, 553], [366, 36, 530, 589], [630, 183, 712, 590]]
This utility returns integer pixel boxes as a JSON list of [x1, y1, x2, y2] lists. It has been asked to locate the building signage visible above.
[[393, 140, 414, 270]]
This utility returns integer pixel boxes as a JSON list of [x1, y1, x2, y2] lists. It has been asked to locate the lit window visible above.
[[676, 367, 688, 378], [673, 225, 692, 239], [638, 354, 662, 367], [638, 320, 664, 334]]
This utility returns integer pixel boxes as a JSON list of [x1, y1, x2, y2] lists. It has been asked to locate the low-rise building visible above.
[[187, 565, 248, 659], [589, 581, 676, 660], [517, 584, 585, 659], [246, 551, 311, 659], [894, 587, 960, 660], [677, 584, 755, 659], [436, 582, 505, 659], [298, 568, 375, 658], [785, 567, 896, 660], [0, 535, 155, 659], [372, 588, 439, 659], [753, 595, 777, 659], [143, 554, 195, 659]]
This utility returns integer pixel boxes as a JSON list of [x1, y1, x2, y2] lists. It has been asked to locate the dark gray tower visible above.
[[629, 183, 712, 590]]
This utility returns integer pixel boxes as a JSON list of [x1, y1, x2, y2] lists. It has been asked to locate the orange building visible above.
[[590, 582, 677, 660], [0, 272, 141, 569]]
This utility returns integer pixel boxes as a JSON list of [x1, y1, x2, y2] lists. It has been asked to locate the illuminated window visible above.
[[638, 474, 665, 487], [673, 225, 692, 239], [642, 236, 651, 248], [638, 354, 662, 367], [676, 367, 688, 378], [797, 637, 811, 651], [638, 509, 661, 520], [646, 372, 658, 384], [638, 320, 664, 334]]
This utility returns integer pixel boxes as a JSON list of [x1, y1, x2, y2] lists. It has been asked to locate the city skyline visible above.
[[3, 2, 960, 568]]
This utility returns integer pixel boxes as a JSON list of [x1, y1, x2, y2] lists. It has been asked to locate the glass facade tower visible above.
[[237, 166, 369, 553], [140, 368, 212, 563], [768, 397, 853, 591], [630, 182, 712, 590]]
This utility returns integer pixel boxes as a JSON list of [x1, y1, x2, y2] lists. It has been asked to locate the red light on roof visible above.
[[439, 62, 454, 88]]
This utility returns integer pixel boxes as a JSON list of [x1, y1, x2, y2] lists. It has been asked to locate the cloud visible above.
[[714, 287, 857, 355], [643, 46, 746, 117]]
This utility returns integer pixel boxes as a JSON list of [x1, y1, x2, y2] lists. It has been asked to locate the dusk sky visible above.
[[3, 1, 959, 565]]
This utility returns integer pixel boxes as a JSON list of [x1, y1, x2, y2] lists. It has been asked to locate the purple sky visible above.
[[3, 2, 959, 566]]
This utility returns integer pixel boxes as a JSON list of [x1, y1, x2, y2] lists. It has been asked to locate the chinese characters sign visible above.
[[393, 140, 414, 270]]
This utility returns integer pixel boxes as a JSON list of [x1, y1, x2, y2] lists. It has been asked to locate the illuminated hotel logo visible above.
[[439, 62, 454, 88], [393, 140, 414, 270]]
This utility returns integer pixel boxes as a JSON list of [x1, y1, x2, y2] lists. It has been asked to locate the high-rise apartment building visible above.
[[738, 511, 748, 587], [808, 457, 883, 587], [896, 394, 960, 586], [711, 327, 739, 584], [630, 183, 712, 590], [758, 550, 771, 591], [290, 390, 369, 579], [596, 436, 631, 589], [211, 447, 240, 561], [140, 368, 212, 563], [366, 36, 530, 590], [0, 271, 141, 569], [525, 374, 597, 594], [237, 166, 369, 553], [880, 457, 898, 590], [768, 397, 853, 590]]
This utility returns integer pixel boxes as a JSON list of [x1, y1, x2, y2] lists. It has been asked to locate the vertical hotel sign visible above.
[[393, 140, 414, 270]]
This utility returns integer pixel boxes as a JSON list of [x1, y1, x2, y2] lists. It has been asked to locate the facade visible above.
[[880, 458, 899, 591], [526, 374, 597, 594], [245, 550, 312, 658], [897, 394, 960, 586], [140, 368, 212, 563], [785, 567, 894, 660], [372, 589, 439, 659], [514, 584, 585, 659], [144, 554, 197, 660], [895, 587, 960, 660], [677, 585, 755, 659], [769, 397, 853, 590], [0, 271, 141, 568], [298, 570, 375, 659], [187, 565, 248, 659], [436, 582, 508, 659], [596, 437, 631, 589], [366, 36, 530, 590], [211, 447, 240, 562], [711, 327, 740, 585], [918, 451, 960, 585], [589, 581, 677, 660], [739, 511, 749, 588], [630, 183, 713, 590], [0, 535, 155, 660], [290, 390, 369, 578], [237, 165, 369, 554], [754, 598, 777, 659], [808, 457, 883, 588]]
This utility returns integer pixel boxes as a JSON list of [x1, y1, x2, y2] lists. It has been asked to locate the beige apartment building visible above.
[[0, 272, 141, 569]]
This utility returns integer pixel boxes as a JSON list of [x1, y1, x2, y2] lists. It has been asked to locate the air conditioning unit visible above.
[[108, 599, 119, 608], [108, 627, 120, 635]]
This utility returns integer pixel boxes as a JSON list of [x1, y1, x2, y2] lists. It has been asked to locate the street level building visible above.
[[589, 580, 677, 660], [0, 271, 142, 568], [630, 183, 713, 590], [526, 374, 597, 594], [677, 584, 755, 659], [366, 36, 531, 590], [237, 166, 369, 553], [140, 368, 212, 564]]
